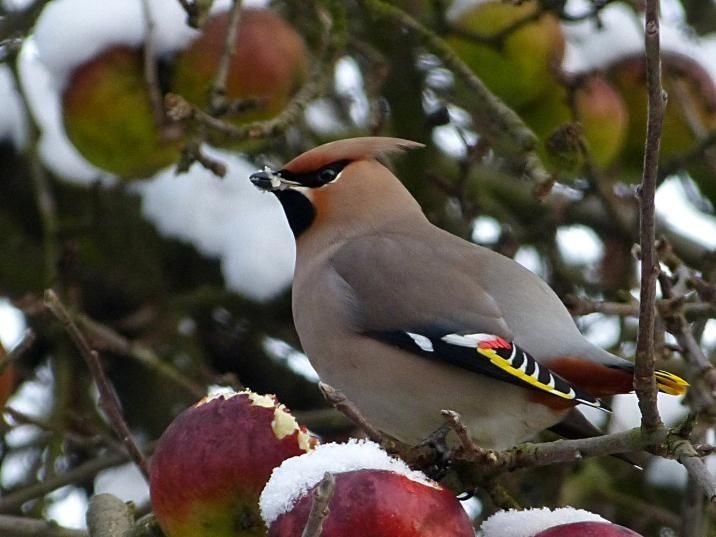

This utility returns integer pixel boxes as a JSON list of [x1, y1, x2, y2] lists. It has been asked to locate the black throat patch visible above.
[[274, 189, 315, 238]]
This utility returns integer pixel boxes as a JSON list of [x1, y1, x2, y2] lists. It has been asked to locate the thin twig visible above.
[[634, 0, 665, 432], [209, 0, 244, 115], [357, 0, 551, 189], [166, 0, 344, 145], [447, 8, 543, 48], [301, 472, 335, 537], [75, 313, 206, 399], [4, 329, 36, 365], [43, 290, 149, 480], [0, 451, 129, 512], [140, 0, 165, 127], [318, 382, 384, 443], [0, 514, 87, 537]]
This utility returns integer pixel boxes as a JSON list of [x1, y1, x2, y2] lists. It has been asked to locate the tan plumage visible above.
[[250, 137, 687, 449]]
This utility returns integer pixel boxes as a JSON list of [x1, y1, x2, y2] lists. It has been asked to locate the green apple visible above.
[[447, 0, 565, 108]]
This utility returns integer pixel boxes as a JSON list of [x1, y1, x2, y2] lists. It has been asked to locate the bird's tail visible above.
[[654, 370, 689, 395]]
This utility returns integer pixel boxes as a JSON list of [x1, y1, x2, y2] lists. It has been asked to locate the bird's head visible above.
[[250, 137, 425, 238]]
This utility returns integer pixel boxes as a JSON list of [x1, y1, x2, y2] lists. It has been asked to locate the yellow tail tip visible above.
[[655, 370, 689, 396]]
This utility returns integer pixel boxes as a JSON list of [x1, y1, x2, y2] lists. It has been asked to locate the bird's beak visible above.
[[250, 167, 299, 192]]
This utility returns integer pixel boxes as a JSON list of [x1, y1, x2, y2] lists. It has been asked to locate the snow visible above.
[[32, 0, 226, 89], [136, 147, 295, 301], [607, 393, 687, 435], [263, 337, 319, 382], [18, 40, 110, 184], [0, 66, 28, 148], [656, 178, 716, 250], [563, 0, 714, 76], [94, 462, 150, 505], [259, 439, 437, 525], [0, 299, 26, 349], [556, 225, 602, 266], [46, 487, 88, 530], [478, 507, 608, 537]]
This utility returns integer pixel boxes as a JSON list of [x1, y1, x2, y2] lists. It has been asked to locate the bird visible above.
[[249, 137, 688, 450]]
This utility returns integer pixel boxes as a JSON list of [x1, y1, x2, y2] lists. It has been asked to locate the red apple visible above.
[[62, 45, 183, 178], [534, 521, 644, 536], [171, 8, 308, 123], [150, 390, 317, 537], [261, 441, 474, 537]]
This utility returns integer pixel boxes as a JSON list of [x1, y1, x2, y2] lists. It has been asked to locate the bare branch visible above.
[[0, 514, 86, 537], [0, 452, 128, 512], [318, 382, 384, 444], [43, 289, 149, 480], [356, 0, 550, 189], [634, 0, 665, 432], [86, 494, 134, 537], [209, 0, 244, 115], [301, 472, 335, 537], [140, 0, 166, 127]]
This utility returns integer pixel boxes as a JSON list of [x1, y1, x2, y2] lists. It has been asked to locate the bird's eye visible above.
[[318, 167, 338, 183]]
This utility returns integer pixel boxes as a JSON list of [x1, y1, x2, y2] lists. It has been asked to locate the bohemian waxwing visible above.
[[250, 137, 688, 450]]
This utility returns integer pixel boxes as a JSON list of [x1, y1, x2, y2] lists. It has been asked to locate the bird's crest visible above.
[[281, 137, 424, 175]]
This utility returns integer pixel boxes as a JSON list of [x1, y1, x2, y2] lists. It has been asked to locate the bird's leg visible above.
[[416, 422, 455, 480]]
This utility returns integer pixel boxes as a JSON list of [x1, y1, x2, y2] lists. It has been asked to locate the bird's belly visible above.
[[306, 336, 568, 450]]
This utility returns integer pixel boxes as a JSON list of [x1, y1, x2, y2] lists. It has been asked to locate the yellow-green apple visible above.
[[447, 0, 565, 108], [62, 46, 182, 178]]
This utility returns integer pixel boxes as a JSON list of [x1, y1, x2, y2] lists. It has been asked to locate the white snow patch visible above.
[[580, 313, 620, 349], [335, 57, 370, 128], [472, 216, 501, 245], [259, 439, 437, 525], [18, 40, 110, 184], [137, 147, 294, 301], [515, 245, 547, 278], [94, 462, 150, 505], [47, 486, 88, 530], [478, 507, 608, 537], [556, 225, 602, 266], [607, 393, 687, 434], [0, 299, 26, 349], [0, 66, 28, 148], [562, 2, 643, 73], [656, 178, 716, 250], [563, 0, 714, 75], [32, 0, 230, 89], [263, 337, 319, 382]]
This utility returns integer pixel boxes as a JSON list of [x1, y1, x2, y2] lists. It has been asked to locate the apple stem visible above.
[[209, 0, 244, 116]]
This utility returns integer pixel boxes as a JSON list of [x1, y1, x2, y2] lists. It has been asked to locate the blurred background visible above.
[[1, 0, 716, 534]]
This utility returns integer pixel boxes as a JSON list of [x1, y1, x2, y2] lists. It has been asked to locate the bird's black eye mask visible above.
[[277, 159, 351, 188], [250, 160, 351, 192], [249, 160, 351, 238]]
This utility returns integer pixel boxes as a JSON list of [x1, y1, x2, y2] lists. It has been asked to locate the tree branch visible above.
[[301, 472, 335, 537], [0, 514, 86, 537], [86, 494, 134, 537], [208, 0, 244, 115], [634, 0, 665, 432], [43, 290, 149, 480]]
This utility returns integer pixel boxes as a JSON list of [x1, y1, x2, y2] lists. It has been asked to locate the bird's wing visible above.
[[372, 330, 605, 411], [330, 231, 604, 410], [330, 228, 512, 337]]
